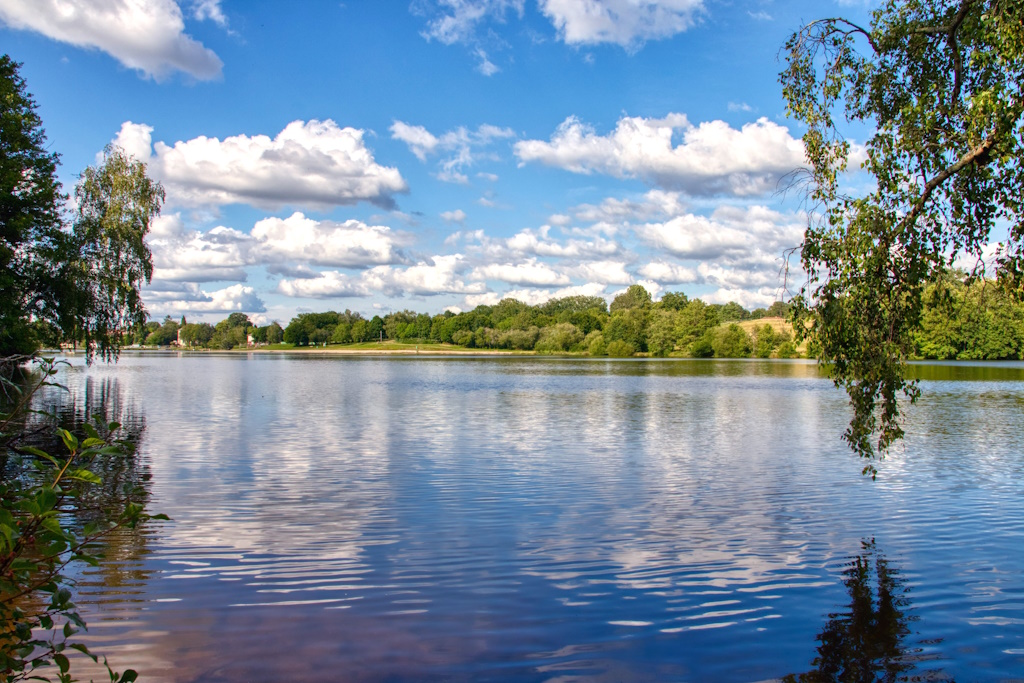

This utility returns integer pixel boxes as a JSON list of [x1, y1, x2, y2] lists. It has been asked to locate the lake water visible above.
[[43, 354, 1024, 682]]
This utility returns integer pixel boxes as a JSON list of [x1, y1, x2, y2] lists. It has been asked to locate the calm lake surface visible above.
[[45, 354, 1024, 682]]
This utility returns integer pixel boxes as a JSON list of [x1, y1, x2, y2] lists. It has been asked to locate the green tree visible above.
[[265, 322, 284, 345], [781, 0, 1024, 469], [753, 324, 778, 358], [534, 322, 583, 353], [69, 146, 164, 360], [0, 56, 68, 356], [604, 308, 650, 352], [677, 299, 720, 348], [716, 301, 749, 322], [658, 291, 689, 311], [606, 340, 636, 357], [179, 322, 214, 348], [647, 309, 681, 356], [610, 284, 653, 312], [144, 316, 179, 346], [711, 324, 753, 358]]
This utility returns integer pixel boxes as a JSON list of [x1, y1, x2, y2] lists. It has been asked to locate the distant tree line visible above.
[[135, 312, 283, 350], [136, 272, 1024, 360]]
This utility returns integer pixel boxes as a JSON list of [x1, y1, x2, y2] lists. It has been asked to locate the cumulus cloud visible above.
[[145, 282, 266, 314], [364, 255, 487, 296], [150, 224, 252, 282], [464, 281, 608, 308], [112, 120, 407, 210], [635, 204, 803, 262], [539, 0, 704, 48], [571, 189, 687, 227], [441, 209, 467, 223], [470, 225, 621, 260], [703, 287, 777, 309], [637, 261, 698, 284], [278, 255, 486, 299], [469, 258, 571, 286], [0, 0, 223, 80], [515, 113, 805, 197], [391, 121, 515, 184], [251, 212, 407, 268], [277, 271, 371, 299], [565, 260, 634, 286]]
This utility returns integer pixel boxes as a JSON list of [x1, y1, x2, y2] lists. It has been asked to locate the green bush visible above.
[[606, 340, 636, 357], [711, 324, 752, 358]]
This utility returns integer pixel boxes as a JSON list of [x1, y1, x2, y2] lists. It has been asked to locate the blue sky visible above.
[[1, 0, 876, 325]]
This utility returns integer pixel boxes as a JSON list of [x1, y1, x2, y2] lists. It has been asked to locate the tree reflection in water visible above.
[[784, 539, 951, 683]]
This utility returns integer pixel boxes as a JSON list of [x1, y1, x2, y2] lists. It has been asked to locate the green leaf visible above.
[[117, 670, 139, 683], [17, 446, 60, 466], [58, 428, 79, 453], [54, 653, 70, 673], [70, 643, 99, 662], [69, 469, 103, 485]]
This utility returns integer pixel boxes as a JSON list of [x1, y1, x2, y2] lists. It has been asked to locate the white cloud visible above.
[[150, 224, 252, 282], [565, 260, 633, 285], [728, 101, 754, 112], [191, 0, 227, 27], [389, 121, 439, 161], [470, 259, 571, 286], [441, 209, 467, 223], [697, 262, 781, 289], [251, 212, 406, 268], [364, 255, 487, 296], [635, 213, 749, 260], [475, 226, 621, 260], [475, 48, 500, 76], [635, 205, 803, 262], [391, 121, 515, 184], [147, 282, 266, 314], [0, 0, 223, 80], [149, 212, 188, 240], [113, 120, 408, 211], [465, 281, 607, 308], [637, 261, 698, 284], [539, 0, 704, 48], [417, 0, 525, 45], [572, 189, 687, 225], [515, 114, 805, 197], [702, 287, 777, 309], [277, 271, 371, 299], [278, 255, 486, 299]]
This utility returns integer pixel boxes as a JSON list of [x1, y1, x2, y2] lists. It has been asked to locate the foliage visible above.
[[781, 0, 1024, 470], [711, 324, 754, 359], [1, 358, 165, 683], [609, 284, 653, 312], [0, 57, 67, 357], [605, 340, 636, 357], [0, 57, 164, 361], [914, 271, 1024, 358], [69, 148, 164, 362]]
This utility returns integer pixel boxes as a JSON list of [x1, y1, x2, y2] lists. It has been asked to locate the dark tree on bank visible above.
[[0, 56, 65, 356], [781, 0, 1023, 472]]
